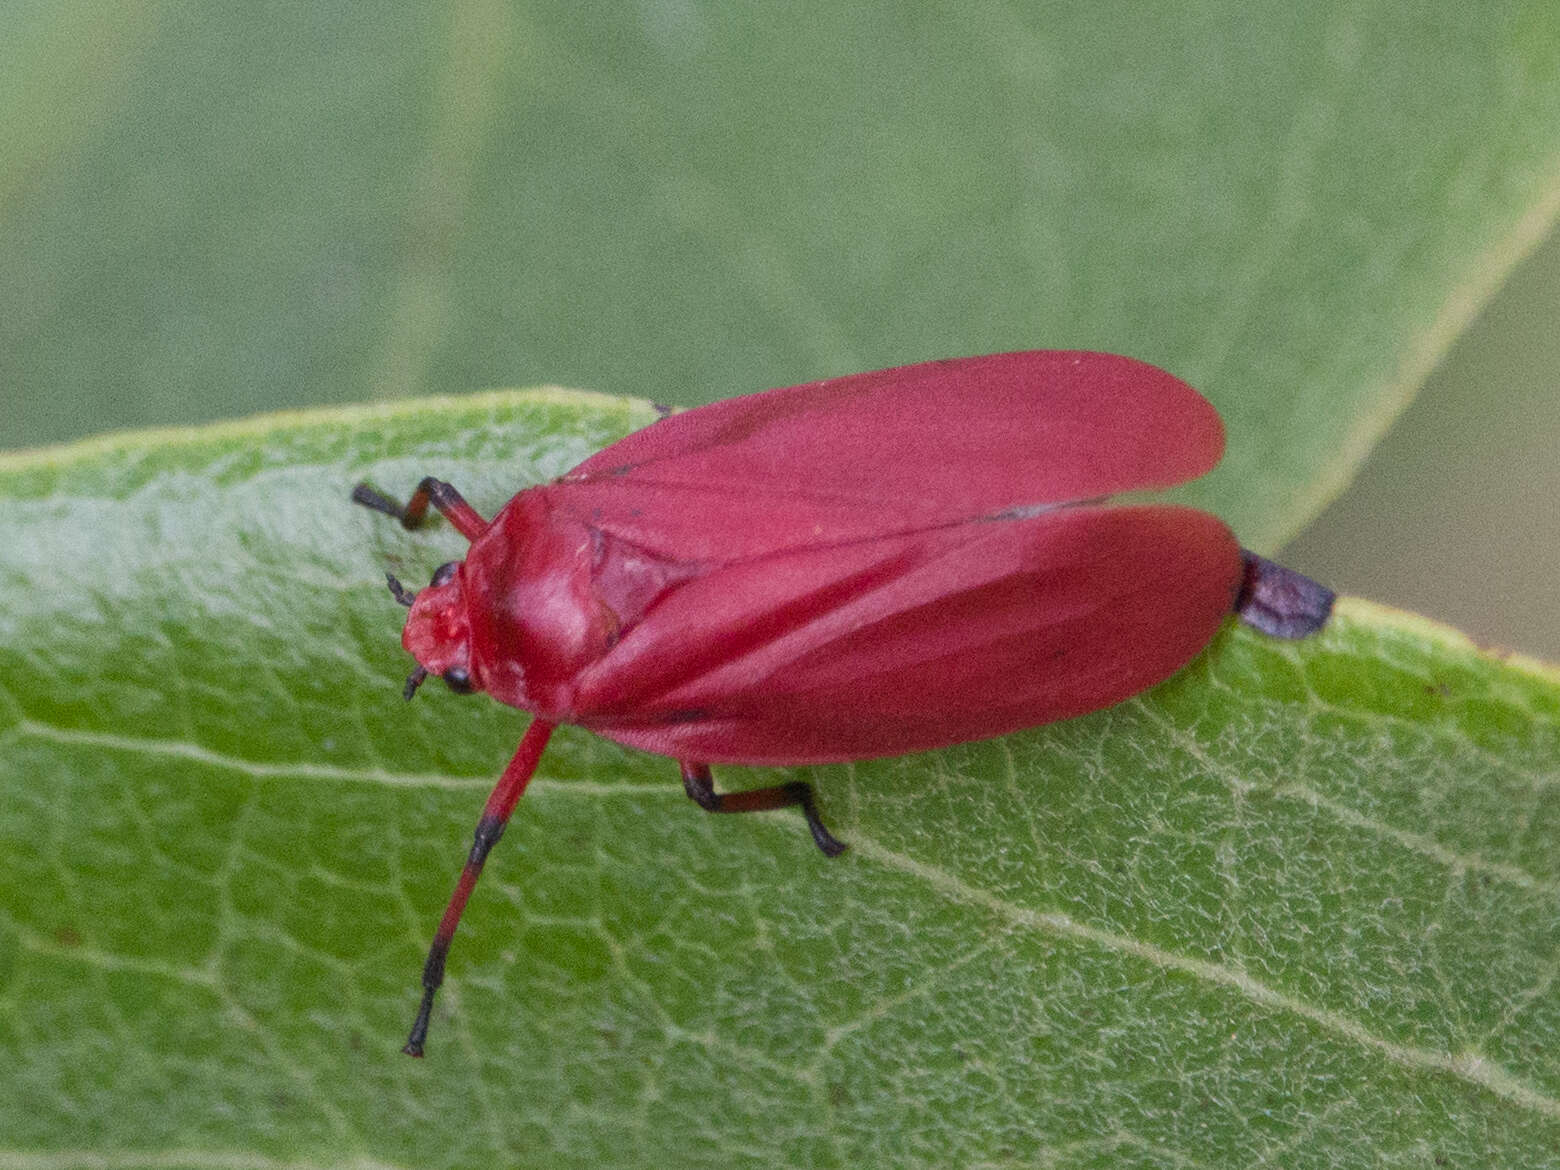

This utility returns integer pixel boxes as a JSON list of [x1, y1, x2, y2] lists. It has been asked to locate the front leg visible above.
[[352, 476, 489, 541], [680, 762, 847, 857]]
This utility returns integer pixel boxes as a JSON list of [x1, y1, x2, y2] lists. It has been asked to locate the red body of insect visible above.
[[355, 350, 1333, 1055]]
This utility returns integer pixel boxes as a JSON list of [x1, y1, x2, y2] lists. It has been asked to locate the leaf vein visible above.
[[1138, 705, 1558, 895], [13, 720, 667, 797], [848, 835, 1560, 1121]]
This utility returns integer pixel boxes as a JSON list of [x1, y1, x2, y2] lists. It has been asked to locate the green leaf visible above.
[[4, 2, 1560, 548], [4, 393, 1559, 1167]]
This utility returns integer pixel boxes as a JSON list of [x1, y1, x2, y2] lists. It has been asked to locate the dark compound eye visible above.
[[430, 561, 459, 587], [443, 666, 474, 694]]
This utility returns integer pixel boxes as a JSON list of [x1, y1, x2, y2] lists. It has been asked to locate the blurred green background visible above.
[[4, 0, 1558, 657], [1286, 226, 1560, 658]]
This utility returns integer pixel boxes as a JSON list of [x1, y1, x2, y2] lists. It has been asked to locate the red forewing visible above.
[[567, 504, 1243, 764], [560, 352, 1224, 560]]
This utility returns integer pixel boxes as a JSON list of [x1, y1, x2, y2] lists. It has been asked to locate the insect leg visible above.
[[403, 718, 558, 1057], [352, 477, 489, 541], [679, 762, 847, 857]]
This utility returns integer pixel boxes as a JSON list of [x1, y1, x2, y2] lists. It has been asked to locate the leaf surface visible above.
[[3, 393, 1558, 1167]]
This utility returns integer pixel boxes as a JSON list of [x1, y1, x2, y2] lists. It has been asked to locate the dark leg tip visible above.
[[402, 984, 436, 1056], [810, 821, 848, 857], [792, 781, 848, 857], [352, 482, 405, 519]]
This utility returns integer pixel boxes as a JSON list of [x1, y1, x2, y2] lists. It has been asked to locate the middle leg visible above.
[[679, 762, 847, 857]]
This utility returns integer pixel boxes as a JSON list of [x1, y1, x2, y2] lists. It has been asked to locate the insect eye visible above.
[[430, 561, 459, 587], [443, 667, 474, 694]]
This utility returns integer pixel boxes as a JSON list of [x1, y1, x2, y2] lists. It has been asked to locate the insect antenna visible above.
[[385, 573, 418, 608], [403, 666, 429, 700]]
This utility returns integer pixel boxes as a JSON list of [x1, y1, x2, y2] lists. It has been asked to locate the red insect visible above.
[[353, 350, 1332, 1055]]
